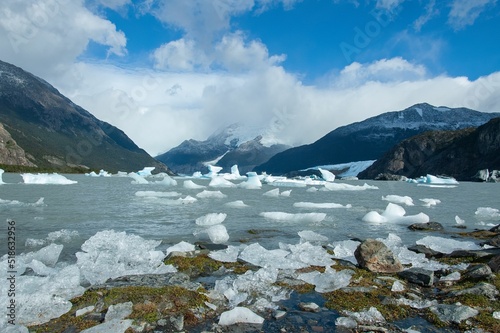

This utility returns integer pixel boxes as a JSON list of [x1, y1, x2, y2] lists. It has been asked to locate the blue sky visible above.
[[1, 0, 499, 155]]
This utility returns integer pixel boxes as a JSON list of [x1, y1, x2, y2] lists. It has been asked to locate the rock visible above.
[[374, 173, 407, 181], [195, 242, 228, 251], [298, 302, 321, 313], [449, 282, 499, 300], [463, 264, 493, 280], [170, 315, 184, 331], [481, 235, 500, 247], [398, 268, 434, 287], [488, 255, 500, 273], [446, 248, 500, 260], [335, 316, 357, 328], [429, 304, 479, 324], [472, 169, 490, 182], [354, 239, 404, 273], [489, 224, 500, 233], [489, 170, 500, 182], [407, 245, 442, 258], [408, 222, 444, 232]]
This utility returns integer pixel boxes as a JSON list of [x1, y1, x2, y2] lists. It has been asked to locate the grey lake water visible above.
[[1, 173, 499, 261]]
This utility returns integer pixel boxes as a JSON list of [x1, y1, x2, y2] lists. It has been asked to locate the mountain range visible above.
[[155, 123, 290, 175], [254, 103, 500, 175], [0, 60, 171, 173]]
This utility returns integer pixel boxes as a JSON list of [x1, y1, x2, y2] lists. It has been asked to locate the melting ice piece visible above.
[[416, 236, 481, 254], [329, 239, 361, 264], [263, 188, 280, 197], [76, 230, 176, 285], [362, 203, 429, 224], [324, 182, 378, 191], [455, 215, 465, 225], [283, 242, 335, 267], [206, 225, 230, 244], [294, 202, 352, 209], [382, 195, 414, 206], [306, 187, 319, 192], [206, 165, 223, 177], [209, 245, 242, 263], [209, 176, 236, 188], [136, 167, 155, 176], [413, 174, 459, 185], [344, 307, 385, 325], [475, 207, 500, 220], [319, 168, 335, 182], [0, 168, 5, 184], [135, 191, 180, 198], [196, 190, 227, 199], [183, 180, 206, 189], [420, 198, 441, 207], [225, 200, 249, 208], [239, 243, 307, 269], [128, 172, 149, 184], [231, 165, 241, 177], [298, 267, 354, 293], [153, 174, 177, 186], [218, 307, 264, 325], [260, 212, 326, 223], [297, 230, 329, 243], [21, 173, 77, 185], [280, 190, 292, 197], [166, 241, 196, 255], [162, 196, 198, 205], [238, 172, 262, 189], [196, 213, 227, 226]]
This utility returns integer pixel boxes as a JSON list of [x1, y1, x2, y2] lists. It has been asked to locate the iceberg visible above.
[[238, 172, 262, 189], [382, 195, 414, 206], [153, 174, 177, 186], [280, 190, 292, 197], [263, 188, 280, 197], [196, 190, 227, 199], [195, 213, 227, 226], [260, 212, 326, 223], [225, 200, 249, 208], [268, 179, 307, 188], [218, 307, 264, 325], [183, 180, 206, 189], [85, 169, 112, 177], [136, 167, 155, 176], [21, 173, 77, 185], [318, 168, 335, 182], [362, 203, 430, 224], [206, 224, 230, 244], [205, 165, 223, 178], [209, 176, 236, 188], [323, 182, 378, 191], [420, 198, 441, 207], [293, 202, 352, 209], [0, 168, 4, 184], [134, 191, 181, 198], [128, 172, 149, 184], [410, 174, 459, 185]]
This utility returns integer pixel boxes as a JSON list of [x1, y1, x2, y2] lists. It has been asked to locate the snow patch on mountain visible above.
[[304, 160, 376, 178]]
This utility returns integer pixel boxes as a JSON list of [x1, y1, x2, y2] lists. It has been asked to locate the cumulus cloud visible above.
[[448, 0, 497, 30], [152, 38, 209, 71], [0, 0, 126, 79]]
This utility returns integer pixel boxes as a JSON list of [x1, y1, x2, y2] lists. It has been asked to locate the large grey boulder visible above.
[[398, 268, 434, 287], [354, 239, 403, 273], [429, 304, 479, 324]]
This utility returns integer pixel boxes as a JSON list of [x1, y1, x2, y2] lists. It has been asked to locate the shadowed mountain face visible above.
[[254, 103, 500, 175], [0, 60, 171, 173], [358, 117, 500, 181]]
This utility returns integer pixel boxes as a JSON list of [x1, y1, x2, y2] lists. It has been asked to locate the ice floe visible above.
[[416, 236, 482, 254], [293, 202, 352, 209], [195, 213, 227, 226], [183, 180, 206, 189], [196, 190, 227, 199], [419, 198, 441, 207], [260, 212, 327, 223], [362, 203, 430, 224], [21, 173, 77, 185], [225, 200, 249, 208], [323, 182, 378, 191], [382, 195, 414, 206], [134, 191, 181, 198]]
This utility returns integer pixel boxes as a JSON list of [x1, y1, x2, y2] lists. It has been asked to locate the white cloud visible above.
[[448, 0, 497, 30], [152, 38, 208, 71], [0, 0, 126, 79], [413, 0, 439, 31]]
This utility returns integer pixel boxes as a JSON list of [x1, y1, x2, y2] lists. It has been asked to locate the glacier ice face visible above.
[[195, 213, 227, 226], [260, 212, 326, 223], [196, 190, 227, 199], [21, 173, 77, 185], [382, 195, 414, 206], [416, 236, 481, 254], [218, 307, 264, 325], [76, 230, 176, 285]]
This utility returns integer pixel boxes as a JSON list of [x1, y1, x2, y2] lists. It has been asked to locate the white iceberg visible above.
[[166, 241, 196, 255], [411, 174, 459, 185], [183, 180, 206, 189], [206, 224, 230, 244], [420, 198, 441, 207], [263, 188, 280, 197], [382, 195, 414, 206], [209, 245, 242, 263], [219, 307, 264, 325], [0, 168, 4, 184], [294, 202, 352, 209], [475, 207, 500, 220], [128, 172, 149, 184], [21, 173, 77, 185], [362, 203, 429, 224], [238, 172, 262, 189], [323, 182, 378, 191], [209, 176, 236, 188], [205, 165, 223, 177], [196, 190, 227, 199], [319, 168, 335, 182], [260, 212, 326, 223], [153, 174, 177, 186], [225, 200, 249, 208], [195, 213, 227, 226]]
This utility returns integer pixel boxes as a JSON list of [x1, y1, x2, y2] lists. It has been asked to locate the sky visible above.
[[0, 0, 499, 156]]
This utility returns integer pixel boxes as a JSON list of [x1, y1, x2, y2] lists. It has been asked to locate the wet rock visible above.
[[408, 222, 444, 232], [398, 268, 434, 287], [93, 273, 202, 291], [354, 239, 403, 273], [298, 302, 321, 313], [488, 255, 500, 273], [448, 282, 499, 300], [484, 235, 500, 247], [472, 169, 490, 182], [429, 303, 479, 324], [196, 241, 228, 251], [446, 248, 500, 260], [463, 264, 493, 281], [407, 245, 442, 258], [374, 173, 407, 181], [489, 224, 500, 233]]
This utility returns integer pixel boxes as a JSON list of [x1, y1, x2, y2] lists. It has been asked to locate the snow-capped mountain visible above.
[[155, 123, 290, 174], [254, 103, 500, 175]]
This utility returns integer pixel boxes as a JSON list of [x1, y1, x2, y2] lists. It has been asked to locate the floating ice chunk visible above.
[[231, 165, 241, 177], [283, 242, 335, 267], [196, 190, 227, 199], [298, 230, 329, 243], [412, 174, 459, 185], [192, 171, 203, 178], [239, 172, 262, 189], [183, 180, 206, 189], [166, 241, 196, 255], [260, 212, 326, 223], [136, 167, 155, 176], [0, 197, 45, 207], [206, 165, 223, 177], [344, 306, 385, 324], [135, 191, 180, 198], [455, 215, 465, 225], [209, 245, 242, 263], [21, 173, 77, 185], [475, 207, 500, 220], [31, 243, 63, 267], [324, 182, 378, 191], [382, 195, 414, 206], [268, 179, 307, 188], [76, 230, 176, 285], [239, 243, 307, 269], [329, 239, 361, 264], [306, 186, 319, 192], [280, 190, 292, 197], [420, 198, 441, 207], [362, 203, 429, 224], [80, 319, 133, 333], [298, 266, 354, 293], [294, 202, 352, 209], [319, 168, 335, 182], [196, 213, 227, 226], [207, 225, 230, 244], [128, 172, 149, 184], [209, 176, 236, 188], [162, 196, 198, 205], [218, 307, 264, 325], [263, 188, 280, 197], [416, 236, 481, 254], [0, 168, 4, 184], [86, 169, 112, 177], [225, 200, 249, 208], [153, 174, 177, 186]]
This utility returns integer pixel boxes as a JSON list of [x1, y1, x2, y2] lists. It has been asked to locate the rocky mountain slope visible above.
[[155, 123, 290, 174], [254, 103, 500, 175], [0, 60, 171, 173], [358, 117, 500, 181]]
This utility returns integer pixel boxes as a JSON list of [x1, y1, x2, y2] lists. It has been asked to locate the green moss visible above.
[[165, 253, 251, 277]]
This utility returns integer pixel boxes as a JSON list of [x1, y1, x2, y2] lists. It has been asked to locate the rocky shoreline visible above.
[[30, 224, 500, 333]]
